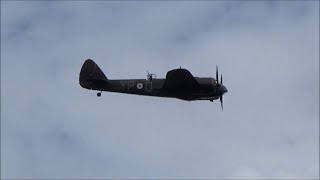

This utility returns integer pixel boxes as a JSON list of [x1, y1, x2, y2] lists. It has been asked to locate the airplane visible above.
[[79, 59, 228, 110]]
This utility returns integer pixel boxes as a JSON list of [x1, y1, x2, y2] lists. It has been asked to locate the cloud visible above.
[[229, 166, 263, 179], [1, 1, 319, 179]]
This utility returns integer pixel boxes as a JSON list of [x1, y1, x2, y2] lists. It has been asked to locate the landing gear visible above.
[[97, 92, 102, 97]]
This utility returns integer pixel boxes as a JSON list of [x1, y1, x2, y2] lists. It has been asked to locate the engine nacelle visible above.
[[196, 77, 216, 88]]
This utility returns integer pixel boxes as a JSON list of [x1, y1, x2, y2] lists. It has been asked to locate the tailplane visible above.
[[79, 59, 108, 90]]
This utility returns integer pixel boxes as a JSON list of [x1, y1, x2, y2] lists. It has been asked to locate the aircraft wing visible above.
[[162, 68, 200, 92]]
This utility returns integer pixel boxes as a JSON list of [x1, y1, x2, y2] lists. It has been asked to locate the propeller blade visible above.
[[221, 74, 223, 84], [220, 95, 223, 111], [216, 66, 219, 84]]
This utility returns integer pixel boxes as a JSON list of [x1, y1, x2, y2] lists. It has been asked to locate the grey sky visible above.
[[1, 1, 319, 179]]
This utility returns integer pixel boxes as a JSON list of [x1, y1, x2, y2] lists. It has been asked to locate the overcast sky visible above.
[[1, 1, 319, 179]]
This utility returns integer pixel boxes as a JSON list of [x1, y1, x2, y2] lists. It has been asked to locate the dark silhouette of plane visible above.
[[79, 59, 228, 110]]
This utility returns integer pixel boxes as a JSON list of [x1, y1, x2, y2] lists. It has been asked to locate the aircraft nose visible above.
[[224, 86, 228, 93]]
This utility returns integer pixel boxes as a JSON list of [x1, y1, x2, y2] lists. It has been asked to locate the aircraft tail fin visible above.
[[79, 59, 108, 90]]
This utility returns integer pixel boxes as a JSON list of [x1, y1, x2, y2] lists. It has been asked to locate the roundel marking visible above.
[[137, 83, 144, 89]]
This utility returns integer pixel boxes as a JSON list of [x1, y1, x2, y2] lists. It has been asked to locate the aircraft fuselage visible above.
[[79, 59, 228, 104], [84, 78, 223, 101]]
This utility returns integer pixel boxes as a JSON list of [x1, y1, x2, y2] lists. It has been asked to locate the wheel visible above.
[[97, 92, 101, 97]]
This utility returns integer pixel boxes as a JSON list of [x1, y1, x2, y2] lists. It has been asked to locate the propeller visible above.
[[216, 66, 219, 84], [216, 66, 224, 111], [220, 74, 223, 110], [220, 95, 223, 111]]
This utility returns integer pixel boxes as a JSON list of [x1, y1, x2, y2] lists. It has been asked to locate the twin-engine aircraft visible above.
[[79, 59, 228, 110]]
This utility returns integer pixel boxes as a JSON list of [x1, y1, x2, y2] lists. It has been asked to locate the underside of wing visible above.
[[162, 68, 200, 92]]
